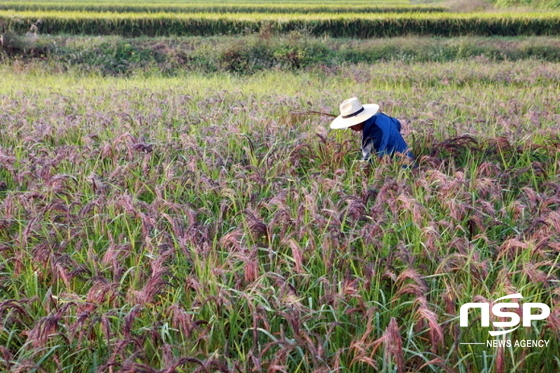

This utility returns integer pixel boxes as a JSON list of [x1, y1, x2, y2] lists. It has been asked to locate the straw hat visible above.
[[330, 97, 379, 129]]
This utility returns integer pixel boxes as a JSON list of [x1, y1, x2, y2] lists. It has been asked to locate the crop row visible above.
[[2, 11, 560, 37], [0, 3, 447, 15]]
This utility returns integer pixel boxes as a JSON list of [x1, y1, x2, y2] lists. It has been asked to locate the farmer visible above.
[[330, 97, 414, 163]]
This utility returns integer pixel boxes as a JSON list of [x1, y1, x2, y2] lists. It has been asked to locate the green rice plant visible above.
[[1, 10, 560, 37], [0, 2, 448, 14]]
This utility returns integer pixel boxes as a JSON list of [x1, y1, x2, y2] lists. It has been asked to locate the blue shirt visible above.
[[361, 113, 413, 161]]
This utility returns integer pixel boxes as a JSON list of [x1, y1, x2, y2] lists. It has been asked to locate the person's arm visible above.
[[362, 137, 374, 161]]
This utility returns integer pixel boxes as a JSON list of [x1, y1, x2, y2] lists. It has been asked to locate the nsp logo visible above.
[[460, 293, 550, 336]]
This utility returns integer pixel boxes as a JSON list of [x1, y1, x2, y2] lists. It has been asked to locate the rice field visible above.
[[0, 2, 446, 14], [1, 59, 559, 372], [2, 9, 560, 37], [1, 0, 560, 372]]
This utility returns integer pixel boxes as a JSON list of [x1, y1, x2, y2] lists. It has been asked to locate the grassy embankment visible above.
[[3, 33, 560, 76]]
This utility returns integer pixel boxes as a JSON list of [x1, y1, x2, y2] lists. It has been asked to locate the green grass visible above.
[[0, 59, 559, 372], [6, 34, 560, 77]]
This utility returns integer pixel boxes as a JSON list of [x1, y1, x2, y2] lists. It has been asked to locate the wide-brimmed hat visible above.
[[330, 97, 379, 129]]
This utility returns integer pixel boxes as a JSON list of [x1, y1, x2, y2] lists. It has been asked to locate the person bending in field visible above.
[[330, 97, 414, 163]]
